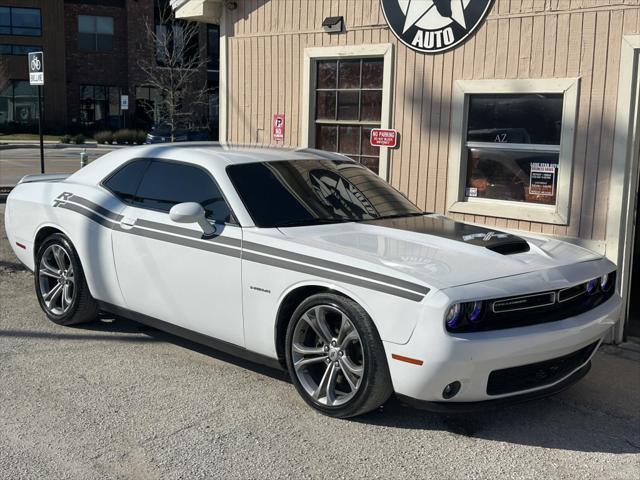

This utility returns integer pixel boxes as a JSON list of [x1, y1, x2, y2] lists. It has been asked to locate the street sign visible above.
[[120, 95, 129, 110], [370, 128, 398, 148], [273, 114, 285, 142], [28, 51, 44, 86]]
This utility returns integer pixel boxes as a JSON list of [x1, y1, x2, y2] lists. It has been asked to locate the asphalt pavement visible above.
[[0, 203, 639, 479], [0, 147, 113, 187]]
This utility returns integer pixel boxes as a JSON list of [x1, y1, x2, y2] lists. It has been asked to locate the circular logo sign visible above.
[[381, 0, 494, 54]]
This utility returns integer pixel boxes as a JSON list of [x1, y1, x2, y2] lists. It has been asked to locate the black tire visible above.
[[285, 293, 393, 418], [34, 233, 98, 326]]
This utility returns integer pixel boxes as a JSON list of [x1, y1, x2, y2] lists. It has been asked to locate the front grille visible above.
[[486, 341, 598, 395], [446, 271, 617, 333]]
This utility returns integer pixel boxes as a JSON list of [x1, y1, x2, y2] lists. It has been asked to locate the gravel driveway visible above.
[[0, 203, 638, 480]]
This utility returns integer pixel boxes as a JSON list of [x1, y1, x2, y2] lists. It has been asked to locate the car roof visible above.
[[119, 142, 352, 165]]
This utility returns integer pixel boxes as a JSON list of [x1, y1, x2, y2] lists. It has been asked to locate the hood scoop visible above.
[[362, 215, 530, 256]]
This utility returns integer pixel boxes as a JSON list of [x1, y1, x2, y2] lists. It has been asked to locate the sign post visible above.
[[120, 95, 129, 129], [28, 51, 45, 174]]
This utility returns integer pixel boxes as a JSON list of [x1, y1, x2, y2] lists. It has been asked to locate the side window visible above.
[[134, 160, 232, 223], [103, 159, 149, 202]]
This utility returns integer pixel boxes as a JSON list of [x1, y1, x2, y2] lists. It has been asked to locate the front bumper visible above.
[[384, 293, 620, 405]]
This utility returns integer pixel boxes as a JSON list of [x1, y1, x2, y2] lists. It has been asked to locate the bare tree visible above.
[[137, 6, 209, 142]]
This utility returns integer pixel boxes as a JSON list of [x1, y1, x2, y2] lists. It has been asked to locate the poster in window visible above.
[[529, 162, 556, 196]]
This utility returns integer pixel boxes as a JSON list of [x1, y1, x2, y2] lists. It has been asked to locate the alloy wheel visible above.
[[38, 244, 75, 316], [291, 304, 365, 407]]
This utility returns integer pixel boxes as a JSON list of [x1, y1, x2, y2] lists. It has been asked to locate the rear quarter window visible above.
[[102, 159, 150, 202]]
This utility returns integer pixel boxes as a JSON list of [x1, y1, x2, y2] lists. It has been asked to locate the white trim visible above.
[[300, 44, 394, 180], [218, 10, 228, 142], [446, 78, 580, 225], [606, 35, 640, 342]]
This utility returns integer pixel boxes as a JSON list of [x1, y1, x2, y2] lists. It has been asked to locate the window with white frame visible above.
[[447, 79, 579, 224], [302, 44, 394, 180]]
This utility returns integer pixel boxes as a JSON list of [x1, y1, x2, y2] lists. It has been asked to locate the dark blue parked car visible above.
[[144, 124, 210, 144]]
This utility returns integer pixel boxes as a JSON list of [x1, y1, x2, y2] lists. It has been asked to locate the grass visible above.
[[0, 133, 67, 141]]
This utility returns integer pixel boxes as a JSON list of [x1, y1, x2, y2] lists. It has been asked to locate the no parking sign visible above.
[[273, 114, 285, 142]]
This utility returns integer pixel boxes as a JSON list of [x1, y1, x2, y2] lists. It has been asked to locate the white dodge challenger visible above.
[[5, 144, 620, 418]]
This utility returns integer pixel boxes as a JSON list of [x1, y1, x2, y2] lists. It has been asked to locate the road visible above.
[[0, 147, 113, 186], [0, 203, 639, 479]]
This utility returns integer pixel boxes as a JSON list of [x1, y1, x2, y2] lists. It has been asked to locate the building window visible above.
[[135, 86, 161, 127], [0, 44, 41, 55], [0, 7, 41, 36], [301, 44, 394, 179], [447, 79, 580, 225], [0, 80, 40, 127], [80, 85, 121, 129], [207, 24, 219, 140], [313, 58, 384, 174], [465, 94, 563, 206], [78, 15, 114, 52]]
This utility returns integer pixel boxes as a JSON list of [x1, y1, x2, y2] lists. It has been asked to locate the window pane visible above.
[[96, 16, 113, 34], [78, 15, 95, 33], [465, 148, 559, 205], [362, 59, 383, 88], [0, 8, 9, 27], [12, 27, 40, 36], [0, 44, 11, 54], [315, 91, 335, 120], [104, 159, 150, 201], [361, 127, 378, 157], [135, 161, 231, 222], [316, 60, 336, 89], [361, 90, 382, 121], [467, 94, 563, 145], [78, 32, 95, 51], [207, 24, 220, 70], [12, 8, 40, 28], [315, 125, 337, 151], [337, 91, 359, 120], [338, 125, 359, 155], [97, 34, 113, 51], [338, 59, 360, 89]]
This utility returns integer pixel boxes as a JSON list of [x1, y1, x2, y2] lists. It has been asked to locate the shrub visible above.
[[112, 129, 146, 145], [133, 130, 147, 144], [73, 134, 86, 144], [60, 134, 73, 144], [94, 130, 113, 144]]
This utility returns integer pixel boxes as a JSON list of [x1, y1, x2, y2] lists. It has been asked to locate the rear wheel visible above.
[[285, 293, 393, 418], [35, 233, 98, 326]]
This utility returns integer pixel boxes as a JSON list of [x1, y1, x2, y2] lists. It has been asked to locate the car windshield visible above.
[[226, 159, 424, 228]]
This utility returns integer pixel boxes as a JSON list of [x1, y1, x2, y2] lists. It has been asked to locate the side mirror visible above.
[[169, 202, 216, 237]]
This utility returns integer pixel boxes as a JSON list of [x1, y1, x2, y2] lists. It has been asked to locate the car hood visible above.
[[278, 215, 602, 290]]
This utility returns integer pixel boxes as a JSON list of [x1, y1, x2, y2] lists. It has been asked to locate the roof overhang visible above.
[[170, 0, 224, 24]]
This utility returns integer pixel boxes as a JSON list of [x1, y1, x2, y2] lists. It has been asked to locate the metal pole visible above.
[[38, 85, 44, 174]]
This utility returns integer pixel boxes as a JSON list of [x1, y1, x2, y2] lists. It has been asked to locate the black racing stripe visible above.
[[59, 202, 118, 229], [243, 251, 424, 302], [62, 196, 427, 302], [135, 218, 242, 248], [243, 241, 429, 296], [124, 225, 242, 258], [69, 195, 123, 222]]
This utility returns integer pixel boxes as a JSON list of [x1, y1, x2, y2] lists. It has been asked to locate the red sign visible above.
[[273, 114, 285, 142], [370, 129, 398, 148]]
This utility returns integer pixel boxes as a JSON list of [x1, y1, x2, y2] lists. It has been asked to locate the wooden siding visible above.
[[224, 0, 640, 242]]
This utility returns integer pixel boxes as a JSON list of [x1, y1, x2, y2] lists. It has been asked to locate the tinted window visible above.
[[227, 159, 422, 228], [466, 94, 563, 145], [134, 161, 232, 223], [103, 159, 149, 201]]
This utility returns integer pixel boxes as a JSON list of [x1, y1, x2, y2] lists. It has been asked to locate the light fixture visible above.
[[322, 16, 344, 34]]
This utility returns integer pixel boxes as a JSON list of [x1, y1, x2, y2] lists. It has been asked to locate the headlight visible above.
[[600, 273, 613, 292], [586, 278, 598, 295], [467, 301, 483, 323], [445, 304, 463, 329]]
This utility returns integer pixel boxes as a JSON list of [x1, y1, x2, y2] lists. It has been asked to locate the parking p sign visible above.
[[28, 51, 44, 86]]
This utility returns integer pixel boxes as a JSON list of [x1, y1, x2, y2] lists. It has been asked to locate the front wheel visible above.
[[285, 293, 393, 418], [35, 233, 98, 326]]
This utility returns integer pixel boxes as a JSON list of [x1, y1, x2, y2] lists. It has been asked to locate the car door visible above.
[[109, 159, 244, 346]]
